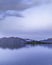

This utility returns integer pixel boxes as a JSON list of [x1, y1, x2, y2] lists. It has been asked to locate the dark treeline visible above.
[[26, 40, 52, 45]]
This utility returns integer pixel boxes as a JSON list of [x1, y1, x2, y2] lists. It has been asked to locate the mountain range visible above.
[[40, 38, 52, 43], [0, 37, 26, 49], [0, 37, 52, 49]]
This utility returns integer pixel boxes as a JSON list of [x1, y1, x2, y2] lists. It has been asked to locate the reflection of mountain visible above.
[[39, 44, 52, 49], [0, 37, 26, 49]]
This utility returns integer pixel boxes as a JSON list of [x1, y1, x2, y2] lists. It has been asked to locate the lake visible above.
[[0, 44, 52, 65]]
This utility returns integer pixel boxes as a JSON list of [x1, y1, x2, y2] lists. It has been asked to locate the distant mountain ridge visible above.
[[0, 37, 27, 49], [40, 38, 52, 43], [0, 37, 52, 49]]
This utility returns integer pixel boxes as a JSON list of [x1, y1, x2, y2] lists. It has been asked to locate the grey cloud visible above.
[[0, 11, 23, 20], [0, 0, 52, 40], [0, 0, 32, 10], [0, 0, 52, 20], [0, 0, 32, 20], [0, 0, 52, 10], [33, 0, 52, 5]]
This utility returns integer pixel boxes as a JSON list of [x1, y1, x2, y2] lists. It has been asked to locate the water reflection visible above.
[[37, 44, 52, 49], [0, 43, 52, 49], [28, 44, 52, 49], [0, 43, 25, 49], [0, 44, 52, 65], [0, 45, 26, 50]]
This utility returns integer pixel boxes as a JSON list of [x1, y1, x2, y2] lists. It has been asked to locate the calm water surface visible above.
[[0, 44, 52, 65]]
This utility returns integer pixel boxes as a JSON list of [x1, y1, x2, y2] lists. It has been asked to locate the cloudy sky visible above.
[[0, 0, 52, 40]]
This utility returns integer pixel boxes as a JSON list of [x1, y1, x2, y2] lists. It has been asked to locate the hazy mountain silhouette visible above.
[[0, 37, 26, 49], [40, 38, 52, 43], [0, 37, 52, 49]]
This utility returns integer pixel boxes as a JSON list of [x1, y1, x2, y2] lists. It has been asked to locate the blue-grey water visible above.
[[0, 44, 52, 65]]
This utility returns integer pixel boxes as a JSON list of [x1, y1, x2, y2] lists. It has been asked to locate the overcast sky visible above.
[[0, 0, 52, 40]]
